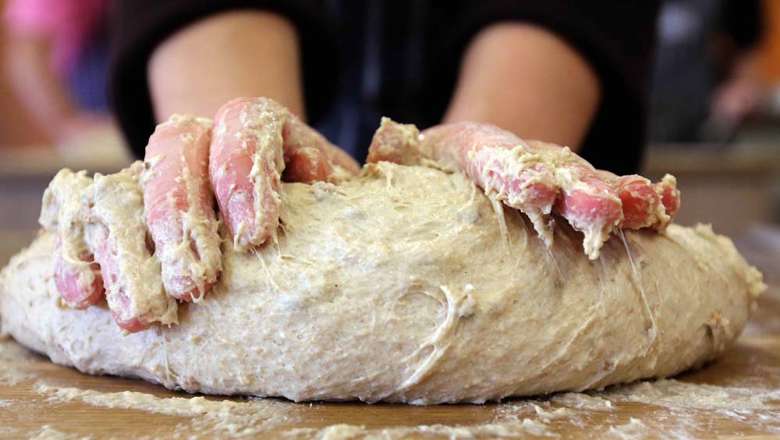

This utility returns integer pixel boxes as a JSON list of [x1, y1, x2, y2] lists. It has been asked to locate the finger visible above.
[[554, 170, 623, 259], [617, 175, 667, 230], [87, 224, 153, 332], [209, 98, 286, 250], [367, 117, 425, 165], [486, 138, 625, 258], [523, 141, 624, 258], [283, 146, 332, 182], [40, 169, 104, 308], [655, 174, 681, 223], [143, 115, 222, 301], [283, 116, 360, 182], [422, 123, 560, 212], [53, 241, 104, 308], [420, 123, 560, 244], [524, 141, 682, 234], [86, 164, 178, 332]]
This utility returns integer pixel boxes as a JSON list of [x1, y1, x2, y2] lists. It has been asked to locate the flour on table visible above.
[[0, 427, 21, 438], [607, 418, 649, 439], [0, 368, 34, 386], [603, 378, 780, 411], [247, 379, 780, 438], [29, 425, 91, 440], [551, 392, 614, 411], [0, 375, 775, 439], [35, 382, 302, 438], [284, 420, 555, 439]]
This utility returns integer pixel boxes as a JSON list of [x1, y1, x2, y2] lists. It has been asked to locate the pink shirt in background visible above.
[[4, 0, 107, 75]]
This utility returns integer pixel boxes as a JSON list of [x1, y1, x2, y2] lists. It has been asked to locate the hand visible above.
[[367, 118, 680, 259], [40, 97, 359, 332], [711, 75, 762, 124]]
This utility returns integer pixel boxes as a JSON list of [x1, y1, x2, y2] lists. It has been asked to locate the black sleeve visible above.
[[431, 0, 660, 175], [721, 0, 764, 50], [108, 0, 336, 157]]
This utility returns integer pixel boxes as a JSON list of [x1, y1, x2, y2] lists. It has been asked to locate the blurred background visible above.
[[0, 0, 778, 277], [644, 0, 780, 277]]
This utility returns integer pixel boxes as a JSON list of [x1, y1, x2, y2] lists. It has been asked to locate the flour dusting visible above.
[[604, 378, 780, 410], [285, 421, 554, 439], [552, 392, 614, 410], [29, 425, 90, 440], [0, 427, 20, 437], [36, 383, 302, 438], [0, 374, 776, 439], [0, 368, 35, 386], [607, 418, 648, 439]]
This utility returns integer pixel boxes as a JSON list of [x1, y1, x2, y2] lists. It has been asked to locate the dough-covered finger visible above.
[[86, 164, 177, 332], [39, 169, 104, 308], [367, 117, 428, 165], [210, 98, 286, 250], [143, 115, 222, 301], [523, 140, 626, 257], [617, 175, 667, 230], [282, 116, 360, 183], [655, 174, 681, 221], [210, 97, 358, 250], [554, 171, 623, 259], [421, 122, 560, 245], [52, 242, 104, 308], [528, 142, 680, 234], [283, 146, 331, 183]]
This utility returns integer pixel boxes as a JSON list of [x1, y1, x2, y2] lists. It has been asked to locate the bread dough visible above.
[[0, 162, 764, 404]]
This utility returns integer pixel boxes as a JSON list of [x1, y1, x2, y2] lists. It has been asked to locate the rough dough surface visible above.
[[0, 163, 765, 404]]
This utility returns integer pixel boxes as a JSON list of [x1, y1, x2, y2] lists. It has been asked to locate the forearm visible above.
[[148, 11, 305, 122], [444, 23, 601, 150], [5, 36, 80, 138]]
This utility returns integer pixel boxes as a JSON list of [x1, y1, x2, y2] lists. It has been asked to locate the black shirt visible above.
[[110, 0, 659, 175]]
